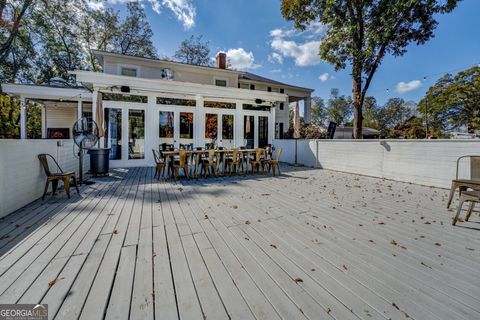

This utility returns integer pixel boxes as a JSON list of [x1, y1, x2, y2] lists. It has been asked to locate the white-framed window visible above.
[[214, 78, 228, 87], [118, 64, 139, 77]]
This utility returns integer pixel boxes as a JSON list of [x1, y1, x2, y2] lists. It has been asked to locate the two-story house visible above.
[[3, 51, 313, 167]]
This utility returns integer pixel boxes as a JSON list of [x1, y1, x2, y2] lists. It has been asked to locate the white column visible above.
[[20, 97, 26, 139], [41, 105, 46, 138], [234, 100, 243, 147], [269, 104, 276, 144], [303, 96, 312, 124], [77, 97, 83, 120], [195, 95, 204, 148]]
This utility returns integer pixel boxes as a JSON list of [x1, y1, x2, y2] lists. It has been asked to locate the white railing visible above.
[[274, 139, 480, 189], [0, 139, 89, 218]]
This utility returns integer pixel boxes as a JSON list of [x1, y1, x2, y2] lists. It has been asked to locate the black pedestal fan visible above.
[[73, 117, 99, 185]]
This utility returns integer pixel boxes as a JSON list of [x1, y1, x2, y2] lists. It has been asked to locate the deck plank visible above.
[[0, 165, 478, 320]]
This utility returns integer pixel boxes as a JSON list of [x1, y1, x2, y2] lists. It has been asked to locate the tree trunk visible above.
[[353, 98, 363, 139], [352, 71, 363, 139]]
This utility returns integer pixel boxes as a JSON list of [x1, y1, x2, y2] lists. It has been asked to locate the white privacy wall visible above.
[[274, 139, 480, 189], [0, 139, 89, 218]]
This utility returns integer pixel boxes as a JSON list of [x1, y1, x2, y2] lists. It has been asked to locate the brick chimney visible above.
[[216, 52, 226, 69]]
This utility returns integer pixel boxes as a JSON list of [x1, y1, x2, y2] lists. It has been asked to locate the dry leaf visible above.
[[152, 251, 157, 257], [232, 205, 238, 209], [342, 264, 348, 271], [434, 242, 441, 246], [245, 220, 251, 225], [48, 277, 63, 288], [270, 244, 277, 249], [399, 245, 407, 250], [390, 240, 398, 246], [113, 229, 118, 234], [294, 277, 303, 283]]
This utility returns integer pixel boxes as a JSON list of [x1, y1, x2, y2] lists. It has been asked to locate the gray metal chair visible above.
[[447, 155, 480, 208]]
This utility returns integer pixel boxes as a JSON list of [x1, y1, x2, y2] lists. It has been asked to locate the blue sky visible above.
[[95, 0, 480, 105]]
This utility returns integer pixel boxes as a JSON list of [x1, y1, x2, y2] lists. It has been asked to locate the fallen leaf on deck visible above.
[[270, 244, 277, 249], [48, 277, 64, 288], [434, 242, 441, 246], [342, 265, 348, 270], [178, 187, 183, 192], [294, 277, 303, 283], [390, 240, 398, 246], [113, 229, 118, 234], [152, 251, 157, 257], [245, 220, 251, 225], [232, 205, 238, 209], [399, 245, 407, 250]]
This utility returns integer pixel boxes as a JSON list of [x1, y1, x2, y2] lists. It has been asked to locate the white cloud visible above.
[[161, 0, 195, 29], [87, 0, 195, 30], [318, 73, 330, 82], [226, 48, 260, 70], [268, 52, 283, 64], [271, 37, 321, 66], [396, 80, 422, 93], [268, 22, 324, 67]]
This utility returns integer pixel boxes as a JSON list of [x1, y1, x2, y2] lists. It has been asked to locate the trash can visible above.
[[87, 148, 111, 176]]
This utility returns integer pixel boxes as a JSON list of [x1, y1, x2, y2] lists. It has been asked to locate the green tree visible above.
[[418, 66, 480, 134], [362, 96, 380, 129], [326, 88, 352, 126], [310, 96, 326, 127], [281, 0, 459, 139], [80, 7, 120, 71], [174, 35, 212, 66], [114, 2, 157, 59], [0, 94, 19, 138], [377, 98, 416, 136]]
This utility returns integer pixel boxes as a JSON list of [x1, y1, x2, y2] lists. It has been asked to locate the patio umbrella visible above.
[[95, 92, 105, 138]]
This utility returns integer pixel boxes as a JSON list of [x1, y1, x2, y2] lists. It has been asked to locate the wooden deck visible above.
[[0, 166, 479, 320]]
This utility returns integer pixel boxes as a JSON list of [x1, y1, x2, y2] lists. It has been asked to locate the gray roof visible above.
[[240, 72, 313, 92]]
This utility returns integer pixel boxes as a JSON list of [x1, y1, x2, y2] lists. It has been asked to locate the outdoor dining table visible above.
[[161, 148, 259, 178]]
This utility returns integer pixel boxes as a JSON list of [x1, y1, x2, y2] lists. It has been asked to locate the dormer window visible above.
[[120, 66, 138, 77]]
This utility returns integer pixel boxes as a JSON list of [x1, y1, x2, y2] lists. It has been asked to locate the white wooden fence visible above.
[[274, 139, 480, 189], [0, 139, 89, 218]]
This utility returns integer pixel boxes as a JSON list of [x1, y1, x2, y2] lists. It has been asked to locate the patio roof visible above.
[[0, 165, 478, 319], [1, 83, 92, 101]]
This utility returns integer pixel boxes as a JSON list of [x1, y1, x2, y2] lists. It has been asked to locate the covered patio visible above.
[[0, 165, 478, 320]]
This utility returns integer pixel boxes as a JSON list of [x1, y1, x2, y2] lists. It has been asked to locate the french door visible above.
[[156, 106, 196, 150], [104, 101, 147, 167], [242, 112, 271, 148], [204, 109, 235, 148]]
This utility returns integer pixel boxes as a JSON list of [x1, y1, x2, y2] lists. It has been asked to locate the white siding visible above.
[[0, 140, 89, 217], [46, 106, 76, 138]]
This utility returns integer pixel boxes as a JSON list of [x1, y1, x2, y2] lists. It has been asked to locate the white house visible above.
[[2, 51, 313, 167]]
